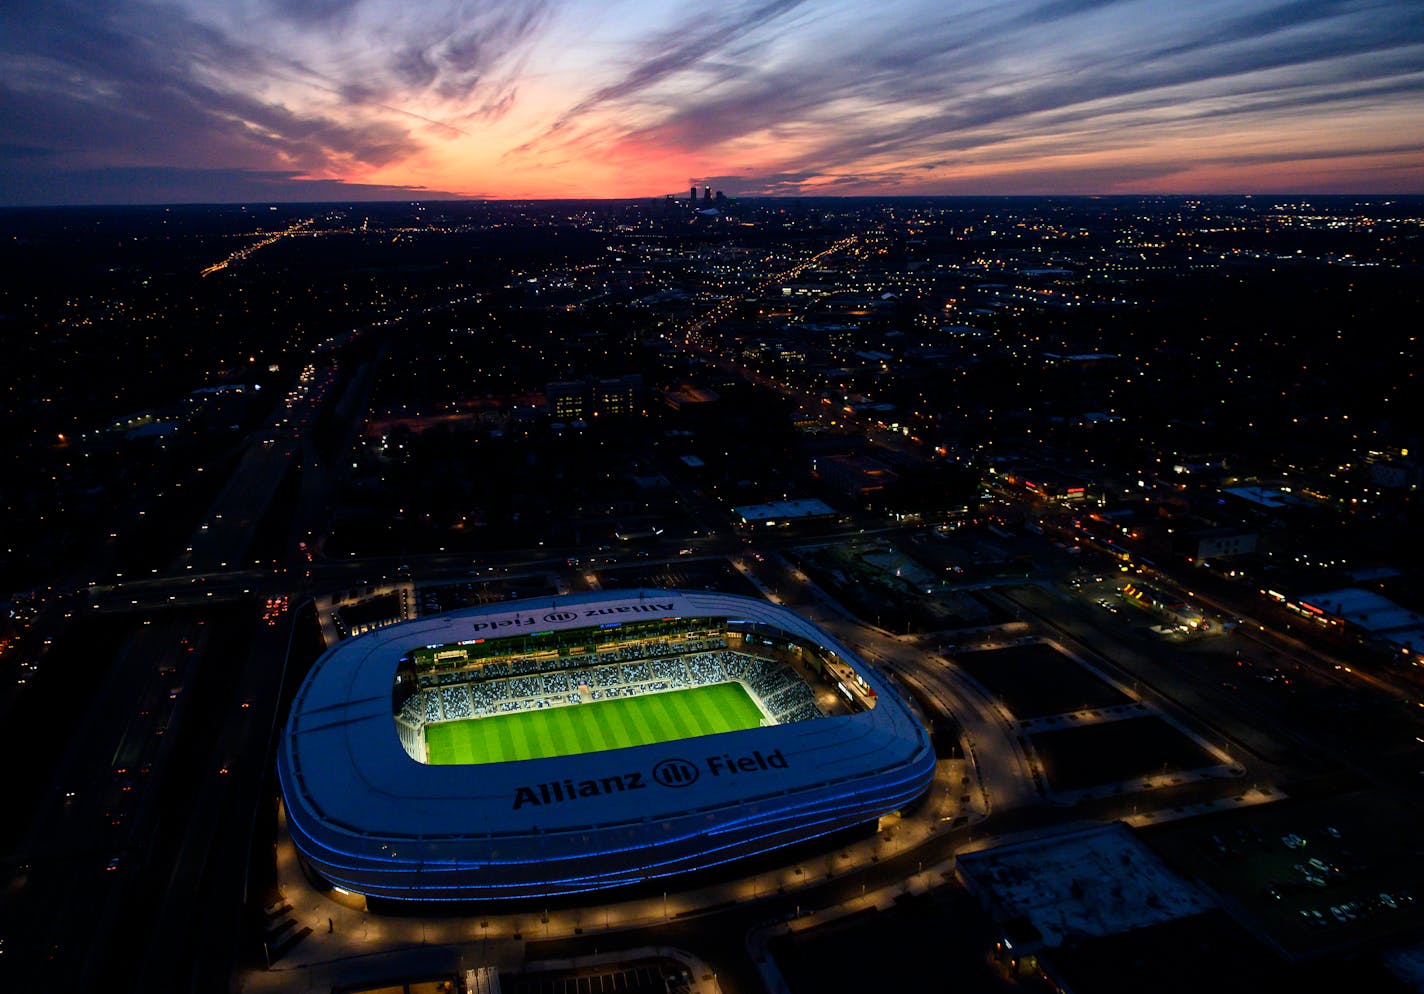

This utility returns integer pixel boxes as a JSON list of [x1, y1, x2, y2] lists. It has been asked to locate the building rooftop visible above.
[[732, 498, 837, 523], [957, 824, 1214, 947], [1222, 486, 1302, 509], [1299, 588, 1423, 634]]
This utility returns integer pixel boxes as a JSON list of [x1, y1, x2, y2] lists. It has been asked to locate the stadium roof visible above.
[[282, 590, 927, 840]]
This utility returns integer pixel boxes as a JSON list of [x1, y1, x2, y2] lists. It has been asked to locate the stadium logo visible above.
[[474, 603, 675, 633], [582, 603, 674, 617], [510, 750, 792, 808], [706, 748, 788, 776], [512, 772, 647, 809], [652, 758, 700, 788], [471, 616, 539, 633]]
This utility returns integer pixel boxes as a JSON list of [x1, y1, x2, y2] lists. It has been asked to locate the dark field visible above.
[[954, 642, 1128, 719], [1031, 716, 1218, 792]]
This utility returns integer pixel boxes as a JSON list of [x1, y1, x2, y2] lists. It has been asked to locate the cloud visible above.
[[508, 0, 812, 157], [0, 163, 465, 206], [0, 0, 554, 199], [1, 0, 1421, 201], [581, 0, 1424, 194]]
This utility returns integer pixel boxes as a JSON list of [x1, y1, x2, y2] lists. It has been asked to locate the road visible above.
[[132, 603, 302, 993], [993, 581, 1424, 799], [3, 610, 214, 990], [1, 324, 347, 992]]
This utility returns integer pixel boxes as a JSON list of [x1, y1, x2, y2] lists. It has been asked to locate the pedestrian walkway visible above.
[[242, 753, 979, 992], [1119, 785, 1284, 827], [1016, 700, 1150, 732]]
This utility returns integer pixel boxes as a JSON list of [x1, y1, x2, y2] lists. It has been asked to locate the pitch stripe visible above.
[[640, 698, 663, 746], [518, 713, 534, 759], [632, 697, 661, 747], [656, 695, 682, 740], [566, 709, 590, 756], [608, 701, 632, 751], [578, 715, 599, 754], [536, 712, 556, 758], [661, 695, 684, 739], [626, 698, 659, 743], [502, 713, 522, 762], [562, 711, 584, 756], [670, 692, 702, 737], [696, 686, 723, 735], [643, 696, 671, 743], [710, 685, 735, 734]]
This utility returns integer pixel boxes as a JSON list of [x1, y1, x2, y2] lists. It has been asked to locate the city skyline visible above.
[[4, 0, 1424, 205]]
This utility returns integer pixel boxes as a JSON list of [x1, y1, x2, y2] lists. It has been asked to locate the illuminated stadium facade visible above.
[[278, 590, 935, 903]]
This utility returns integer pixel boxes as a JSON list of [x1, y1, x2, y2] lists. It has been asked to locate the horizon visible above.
[[5, 190, 1424, 212]]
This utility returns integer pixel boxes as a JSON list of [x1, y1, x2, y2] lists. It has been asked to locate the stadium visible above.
[[278, 589, 935, 903]]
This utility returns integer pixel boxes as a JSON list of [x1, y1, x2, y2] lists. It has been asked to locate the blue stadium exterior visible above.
[[277, 590, 935, 902]]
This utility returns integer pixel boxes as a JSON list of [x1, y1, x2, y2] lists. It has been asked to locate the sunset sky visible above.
[[3, 0, 1423, 204]]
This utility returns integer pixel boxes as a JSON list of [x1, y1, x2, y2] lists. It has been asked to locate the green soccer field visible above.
[[424, 682, 764, 765]]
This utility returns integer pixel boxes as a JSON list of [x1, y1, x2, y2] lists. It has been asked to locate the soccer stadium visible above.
[[278, 589, 935, 903]]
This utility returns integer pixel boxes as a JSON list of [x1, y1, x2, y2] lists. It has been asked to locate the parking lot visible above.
[[1146, 790, 1424, 953], [595, 557, 763, 597]]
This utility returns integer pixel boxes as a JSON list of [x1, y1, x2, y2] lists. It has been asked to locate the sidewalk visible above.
[[239, 756, 980, 992]]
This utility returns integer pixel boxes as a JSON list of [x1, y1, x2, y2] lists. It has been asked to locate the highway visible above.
[[0, 319, 345, 992], [5, 609, 216, 989]]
